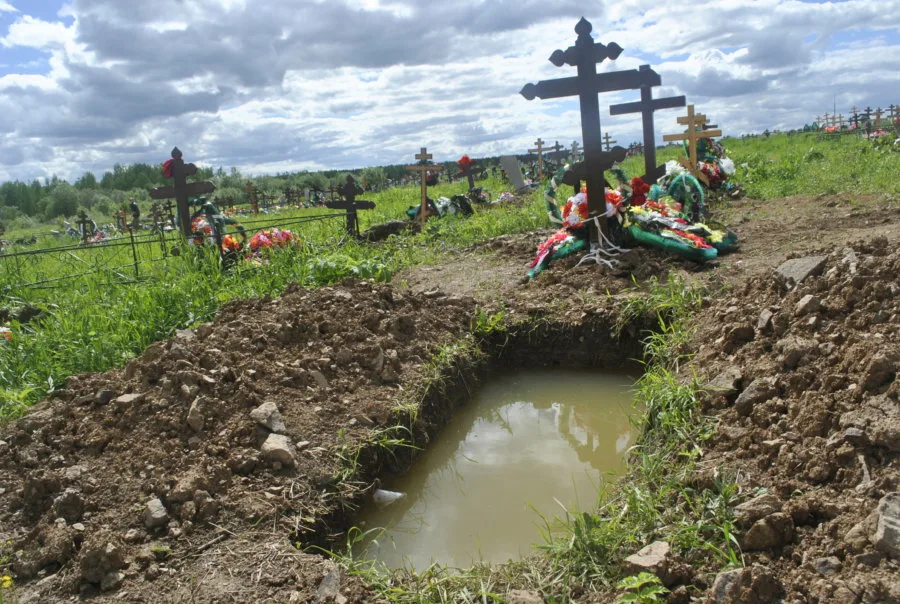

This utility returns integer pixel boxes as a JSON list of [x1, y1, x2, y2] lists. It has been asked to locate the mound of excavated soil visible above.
[[0, 280, 476, 601], [692, 238, 899, 603]]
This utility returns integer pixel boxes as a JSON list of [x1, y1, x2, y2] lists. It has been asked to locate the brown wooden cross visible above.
[[528, 138, 547, 181], [609, 64, 685, 183], [326, 175, 376, 237], [873, 107, 884, 130], [244, 182, 260, 214], [150, 147, 216, 236], [520, 18, 663, 240], [405, 147, 444, 224], [602, 132, 617, 152], [115, 206, 129, 231], [662, 105, 722, 185]]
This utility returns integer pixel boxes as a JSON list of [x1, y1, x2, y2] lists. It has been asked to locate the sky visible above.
[[0, 0, 898, 182]]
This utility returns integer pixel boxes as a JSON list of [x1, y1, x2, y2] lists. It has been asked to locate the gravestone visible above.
[[150, 147, 216, 237], [405, 147, 444, 224], [326, 175, 375, 237], [662, 105, 722, 186], [528, 138, 547, 181], [499, 156, 529, 193], [520, 17, 664, 239]]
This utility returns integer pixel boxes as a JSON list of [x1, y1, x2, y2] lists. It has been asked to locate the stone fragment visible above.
[[95, 389, 115, 405], [861, 353, 897, 393], [80, 541, 125, 585], [794, 294, 821, 316], [871, 492, 900, 559], [144, 498, 169, 529], [114, 393, 143, 410], [309, 370, 329, 389], [707, 366, 743, 398], [757, 309, 774, 332], [734, 377, 777, 416], [624, 541, 673, 585], [735, 494, 782, 528], [52, 488, 84, 523], [742, 513, 794, 551], [776, 255, 827, 286], [723, 324, 754, 353], [250, 401, 287, 434], [101, 571, 125, 591], [812, 556, 841, 576], [709, 566, 785, 604], [507, 590, 544, 604], [260, 433, 297, 468], [186, 398, 204, 432]]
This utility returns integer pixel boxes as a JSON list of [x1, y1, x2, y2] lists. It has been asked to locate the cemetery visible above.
[[0, 15, 898, 604]]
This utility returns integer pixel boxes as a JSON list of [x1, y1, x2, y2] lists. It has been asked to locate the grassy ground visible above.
[[0, 176, 546, 416]]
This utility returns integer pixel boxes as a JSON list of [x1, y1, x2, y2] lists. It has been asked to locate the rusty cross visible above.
[[244, 182, 259, 214], [602, 132, 617, 152], [609, 64, 685, 183], [521, 17, 663, 239], [326, 175, 376, 237], [662, 105, 722, 186], [528, 138, 546, 181], [150, 147, 216, 236], [405, 147, 444, 224]]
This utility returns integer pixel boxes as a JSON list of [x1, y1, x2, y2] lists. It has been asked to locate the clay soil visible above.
[[0, 191, 897, 603]]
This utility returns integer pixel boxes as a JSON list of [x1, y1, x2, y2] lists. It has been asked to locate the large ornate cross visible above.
[[150, 147, 216, 236], [662, 105, 722, 186], [405, 147, 443, 224], [520, 17, 662, 239]]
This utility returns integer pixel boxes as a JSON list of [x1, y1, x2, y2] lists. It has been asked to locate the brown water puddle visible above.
[[356, 369, 639, 570]]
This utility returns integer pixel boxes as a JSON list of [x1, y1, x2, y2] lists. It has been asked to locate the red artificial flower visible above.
[[457, 155, 474, 167], [162, 159, 175, 178], [630, 177, 650, 206]]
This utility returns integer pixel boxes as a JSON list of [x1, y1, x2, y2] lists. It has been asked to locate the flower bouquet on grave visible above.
[[248, 228, 298, 254]]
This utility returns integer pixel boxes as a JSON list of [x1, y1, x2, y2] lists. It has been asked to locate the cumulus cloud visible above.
[[0, 0, 898, 181]]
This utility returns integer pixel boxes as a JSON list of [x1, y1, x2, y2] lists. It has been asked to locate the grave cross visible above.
[[602, 132, 617, 152], [115, 206, 129, 231], [873, 107, 883, 130], [850, 106, 860, 127], [609, 63, 685, 183], [571, 140, 581, 162], [662, 105, 722, 186], [284, 187, 300, 209], [458, 156, 478, 190], [150, 147, 217, 236], [163, 200, 176, 228], [326, 175, 376, 237], [326, 184, 340, 202], [528, 138, 547, 181], [75, 210, 94, 243], [244, 182, 260, 214], [405, 147, 444, 224], [837, 114, 845, 129], [520, 17, 663, 239]]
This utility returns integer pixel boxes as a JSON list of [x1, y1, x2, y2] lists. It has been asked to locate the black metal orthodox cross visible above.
[[520, 17, 663, 239], [75, 210, 94, 243], [326, 175, 376, 237], [662, 105, 722, 186], [405, 147, 444, 224], [528, 138, 547, 181], [609, 64, 685, 183], [150, 147, 216, 237]]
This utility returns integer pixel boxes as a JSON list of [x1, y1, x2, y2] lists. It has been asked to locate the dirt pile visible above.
[[0, 280, 475, 601], [693, 237, 899, 602]]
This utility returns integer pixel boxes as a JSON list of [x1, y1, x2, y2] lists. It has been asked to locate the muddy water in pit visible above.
[[356, 369, 639, 570]]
